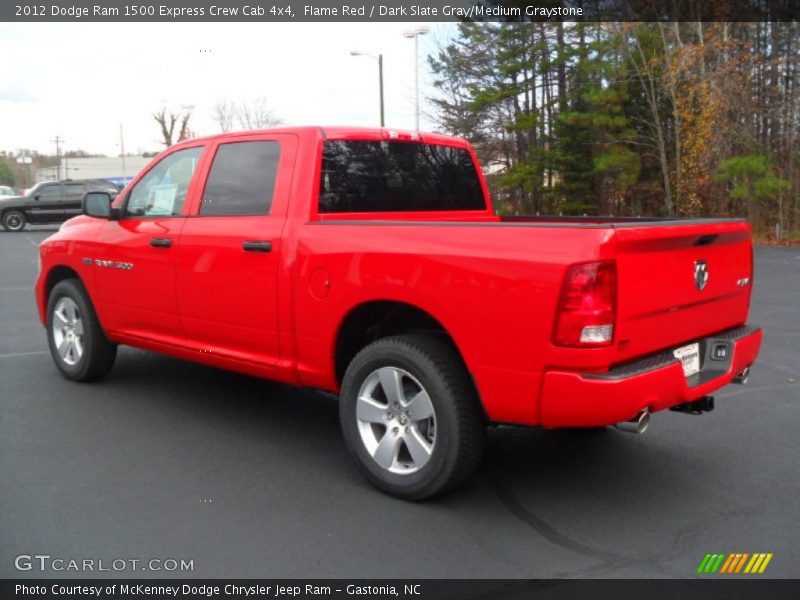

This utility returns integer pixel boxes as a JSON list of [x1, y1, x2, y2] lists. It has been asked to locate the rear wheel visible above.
[[340, 334, 485, 500], [2, 210, 26, 232], [47, 279, 117, 381]]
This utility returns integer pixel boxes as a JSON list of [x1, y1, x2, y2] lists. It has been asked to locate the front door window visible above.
[[125, 147, 203, 217]]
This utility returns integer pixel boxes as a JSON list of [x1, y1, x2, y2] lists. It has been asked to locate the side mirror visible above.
[[34, 194, 41, 201], [82, 192, 114, 219]]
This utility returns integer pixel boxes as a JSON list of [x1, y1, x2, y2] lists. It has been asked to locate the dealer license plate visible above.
[[673, 343, 701, 378]]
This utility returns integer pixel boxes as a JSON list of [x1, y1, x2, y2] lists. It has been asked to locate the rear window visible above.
[[318, 141, 486, 213]]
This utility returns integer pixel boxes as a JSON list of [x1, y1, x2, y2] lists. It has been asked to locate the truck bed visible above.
[[501, 215, 748, 227]]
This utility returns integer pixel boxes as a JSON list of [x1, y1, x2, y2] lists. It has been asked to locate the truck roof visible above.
[[171, 126, 470, 149]]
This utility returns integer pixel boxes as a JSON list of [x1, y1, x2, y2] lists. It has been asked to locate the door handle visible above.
[[150, 238, 173, 248], [242, 241, 273, 253]]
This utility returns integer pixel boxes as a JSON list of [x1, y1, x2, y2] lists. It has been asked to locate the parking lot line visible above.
[[0, 350, 49, 359]]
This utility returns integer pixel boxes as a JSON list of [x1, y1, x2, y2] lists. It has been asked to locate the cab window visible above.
[[199, 141, 280, 216], [318, 141, 486, 213], [125, 146, 203, 217]]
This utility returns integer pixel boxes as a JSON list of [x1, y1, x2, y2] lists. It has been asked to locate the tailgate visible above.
[[613, 220, 753, 360]]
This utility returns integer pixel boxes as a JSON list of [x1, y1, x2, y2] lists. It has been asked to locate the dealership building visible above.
[[35, 156, 151, 184]]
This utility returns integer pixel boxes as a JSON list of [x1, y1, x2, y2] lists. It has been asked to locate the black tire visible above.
[[2, 210, 26, 232], [46, 279, 117, 382], [340, 334, 485, 500]]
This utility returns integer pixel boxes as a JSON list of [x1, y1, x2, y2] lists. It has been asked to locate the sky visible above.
[[0, 22, 453, 156]]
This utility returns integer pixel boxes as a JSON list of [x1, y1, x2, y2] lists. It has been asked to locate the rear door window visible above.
[[199, 141, 281, 216], [63, 183, 85, 200]]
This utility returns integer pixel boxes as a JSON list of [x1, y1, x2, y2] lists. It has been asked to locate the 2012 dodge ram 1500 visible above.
[[35, 126, 762, 499]]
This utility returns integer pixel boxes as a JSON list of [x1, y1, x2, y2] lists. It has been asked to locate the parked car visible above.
[[104, 176, 134, 190], [0, 179, 118, 232], [35, 127, 762, 499], [0, 185, 16, 200]]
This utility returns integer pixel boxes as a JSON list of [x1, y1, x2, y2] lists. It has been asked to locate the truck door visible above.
[[92, 144, 206, 342], [61, 182, 87, 220], [175, 134, 297, 367]]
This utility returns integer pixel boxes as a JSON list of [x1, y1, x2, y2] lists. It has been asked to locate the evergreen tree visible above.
[[0, 158, 15, 187]]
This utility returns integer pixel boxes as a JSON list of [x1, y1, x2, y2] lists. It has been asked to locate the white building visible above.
[[36, 156, 152, 183]]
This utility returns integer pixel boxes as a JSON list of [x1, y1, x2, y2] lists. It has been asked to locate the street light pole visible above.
[[52, 135, 62, 179], [403, 26, 429, 132], [119, 124, 127, 181], [378, 54, 385, 127], [351, 51, 385, 127], [413, 33, 419, 131]]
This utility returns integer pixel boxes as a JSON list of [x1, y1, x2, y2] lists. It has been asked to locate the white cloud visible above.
[[0, 22, 449, 156]]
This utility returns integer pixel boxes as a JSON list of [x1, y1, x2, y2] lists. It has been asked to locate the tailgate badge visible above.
[[694, 260, 709, 291]]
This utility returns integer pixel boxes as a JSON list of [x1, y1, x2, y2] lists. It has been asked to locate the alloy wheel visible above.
[[356, 366, 437, 475], [52, 297, 84, 366]]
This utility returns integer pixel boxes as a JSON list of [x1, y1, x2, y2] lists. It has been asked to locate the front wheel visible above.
[[2, 210, 26, 232], [47, 279, 117, 381], [340, 334, 485, 500]]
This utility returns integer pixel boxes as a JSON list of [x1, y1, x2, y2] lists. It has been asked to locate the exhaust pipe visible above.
[[733, 367, 750, 385], [615, 409, 650, 434]]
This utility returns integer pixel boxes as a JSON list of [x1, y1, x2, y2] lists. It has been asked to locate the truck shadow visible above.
[[105, 347, 687, 503], [96, 348, 707, 576]]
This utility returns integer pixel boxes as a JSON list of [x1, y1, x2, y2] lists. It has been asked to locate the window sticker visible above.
[[146, 184, 178, 215]]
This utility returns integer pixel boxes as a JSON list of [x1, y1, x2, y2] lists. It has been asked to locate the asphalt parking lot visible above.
[[0, 229, 798, 579]]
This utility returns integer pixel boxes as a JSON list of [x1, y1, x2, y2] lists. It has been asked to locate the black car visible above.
[[0, 180, 119, 232]]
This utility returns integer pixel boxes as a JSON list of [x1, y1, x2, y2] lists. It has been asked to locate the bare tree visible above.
[[153, 106, 193, 147], [211, 99, 236, 132], [236, 97, 282, 130], [153, 108, 176, 147], [177, 111, 192, 142]]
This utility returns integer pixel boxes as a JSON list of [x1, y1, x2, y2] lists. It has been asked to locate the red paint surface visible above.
[[35, 127, 761, 426]]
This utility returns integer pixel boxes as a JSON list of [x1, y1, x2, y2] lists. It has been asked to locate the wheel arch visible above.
[[39, 265, 86, 325], [45, 265, 83, 301], [333, 300, 474, 389]]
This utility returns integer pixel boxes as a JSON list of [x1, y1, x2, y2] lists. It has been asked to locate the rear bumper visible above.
[[540, 324, 762, 428]]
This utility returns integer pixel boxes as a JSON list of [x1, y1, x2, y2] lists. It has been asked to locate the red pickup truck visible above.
[[35, 126, 762, 499]]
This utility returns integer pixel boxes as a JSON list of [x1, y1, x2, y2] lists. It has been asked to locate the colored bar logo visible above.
[[697, 553, 773, 574]]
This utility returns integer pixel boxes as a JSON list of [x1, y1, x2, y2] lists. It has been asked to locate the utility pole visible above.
[[52, 136, 63, 179], [119, 124, 127, 180]]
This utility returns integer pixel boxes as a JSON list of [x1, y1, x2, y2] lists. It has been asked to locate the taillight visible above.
[[554, 261, 617, 347]]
